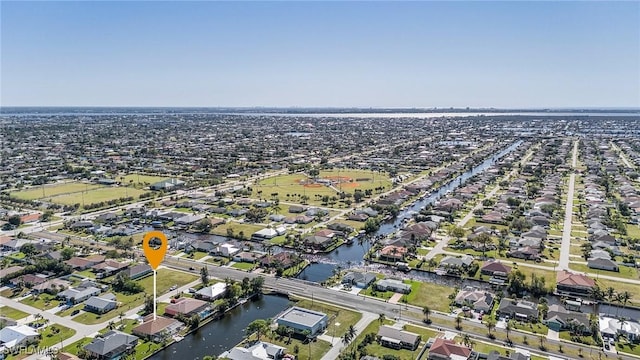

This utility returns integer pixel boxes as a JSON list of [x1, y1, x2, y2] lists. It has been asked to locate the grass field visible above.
[[569, 262, 640, 280], [20, 293, 61, 310], [121, 174, 168, 185], [11, 182, 101, 200], [231, 262, 256, 271], [0, 306, 29, 320], [50, 187, 147, 206], [253, 169, 392, 206], [211, 222, 265, 238], [243, 331, 331, 360], [39, 324, 76, 348]]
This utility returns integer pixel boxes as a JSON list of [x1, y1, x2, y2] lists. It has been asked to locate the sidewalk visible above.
[[319, 312, 377, 360]]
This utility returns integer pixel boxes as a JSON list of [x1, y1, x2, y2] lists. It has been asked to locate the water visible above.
[[150, 295, 290, 359], [298, 141, 523, 282]]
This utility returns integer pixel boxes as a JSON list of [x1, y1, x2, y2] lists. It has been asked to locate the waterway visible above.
[[296, 141, 523, 282], [149, 295, 291, 359]]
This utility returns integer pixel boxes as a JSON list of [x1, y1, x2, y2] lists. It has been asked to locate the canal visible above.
[[149, 295, 291, 359], [297, 140, 524, 282]]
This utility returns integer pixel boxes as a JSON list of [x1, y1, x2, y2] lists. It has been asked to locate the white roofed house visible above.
[[0, 325, 40, 355], [252, 228, 278, 241], [195, 282, 227, 301]]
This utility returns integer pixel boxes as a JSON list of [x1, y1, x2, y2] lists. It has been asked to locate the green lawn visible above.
[[39, 324, 76, 348], [596, 278, 640, 306], [0, 306, 29, 320], [558, 331, 598, 346], [20, 293, 61, 310], [50, 187, 147, 206], [617, 340, 640, 357], [253, 169, 392, 206], [188, 251, 209, 260], [133, 340, 164, 360], [76, 268, 97, 279], [405, 280, 456, 312], [231, 262, 256, 271], [211, 222, 265, 238], [243, 332, 331, 360], [121, 174, 169, 186], [348, 318, 426, 360], [510, 321, 548, 335], [282, 261, 309, 277], [294, 299, 362, 338], [99, 319, 139, 334], [11, 182, 101, 200], [569, 262, 640, 281], [136, 268, 198, 296], [61, 337, 93, 356]]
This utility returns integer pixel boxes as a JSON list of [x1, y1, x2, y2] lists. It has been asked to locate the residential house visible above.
[[124, 264, 153, 280], [84, 294, 118, 314], [377, 325, 421, 350], [556, 270, 595, 297], [132, 315, 182, 343], [375, 279, 411, 294], [497, 299, 539, 322], [543, 304, 590, 333], [252, 228, 278, 241], [378, 245, 407, 262], [428, 338, 473, 360], [58, 286, 102, 304], [164, 298, 210, 318], [341, 272, 377, 288], [454, 288, 495, 313], [195, 283, 227, 301], [303, 235, 334, 250], [480, 261, 512, 278], [260, 252, 299, 270], [439, 255, 474, 269], [83, 330, 138, 360], [233, 251, 264, 263], [0, 325, 40, 354], [599, 316, 640, 343], [275, 307, 328, 336], [223, 341, 286, 360], [587, 258, 619, 272]]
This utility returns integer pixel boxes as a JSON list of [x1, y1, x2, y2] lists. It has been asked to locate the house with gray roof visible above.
[[377, 325, 421, 350], [275, 307, 328, 336], [84, 294, 118, 314], [375, 279, 411, 294], [83, 330, 138, 360]]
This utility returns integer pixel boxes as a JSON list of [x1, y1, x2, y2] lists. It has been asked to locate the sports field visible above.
[[253, 169, 392, 206], [120, 174, 169, 185], [49, 187, 147, 205], [11, 182, 101, 200]]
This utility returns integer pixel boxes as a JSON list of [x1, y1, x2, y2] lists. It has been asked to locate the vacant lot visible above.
[[11, 182, 101, 200], [0, 306, 29, 320]]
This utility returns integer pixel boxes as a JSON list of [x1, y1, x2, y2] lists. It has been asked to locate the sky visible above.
[[1, 1, 639, 108]]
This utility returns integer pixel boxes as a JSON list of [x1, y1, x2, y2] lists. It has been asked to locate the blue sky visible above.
[[1, 1, 638, 108]]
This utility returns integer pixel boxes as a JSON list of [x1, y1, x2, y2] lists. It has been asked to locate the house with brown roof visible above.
[[480, 261, 512, 277], [132, 315, 182, 342], [164, 298, 210, 318], [556, 270, 595, 297], [378, 245, 407, 262], [428, 338, 473, 360]]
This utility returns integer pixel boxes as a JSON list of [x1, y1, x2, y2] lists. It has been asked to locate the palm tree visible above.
[[485, 317, 496, 336], [606, 286, 616, 304], [505, 320, 513, 342], [455, 314, 463, 330], [422, 306, 431, 323], [378, 313, 386, 324], [347, 325, 356, 339], [341, 332, 352, 347], [462, 333, 471, 347]]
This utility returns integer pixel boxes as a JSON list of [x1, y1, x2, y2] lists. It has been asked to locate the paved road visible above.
[[165, 259, 639, 360], [610, 141, 634, 169], [425, 147, 534, 261], [559, 140, 578, 270]]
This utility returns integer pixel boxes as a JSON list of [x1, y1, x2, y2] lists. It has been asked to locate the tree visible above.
[[347, 325, 356, 342], [363, 217, 380, 234], [200, 267, 209, 286], [378, 313, 386, 324], [422, 306, 431, 324], [505, 320, 513, 342], [20, 243, 37, 256], [246, 319, 269, 341], [40, 210, 54, 222], [143, 296, 154, 314], [475, 232, 492, 258], [61, 247, 75, 261], [485, 317, 497, 337], [251, 276, 264, 295], [455, 314, 463, 330], [462, 333, 471, 347], [194, 218, 212, 233], [7, 215, 22, 227], [449, 226, 466, 241]]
